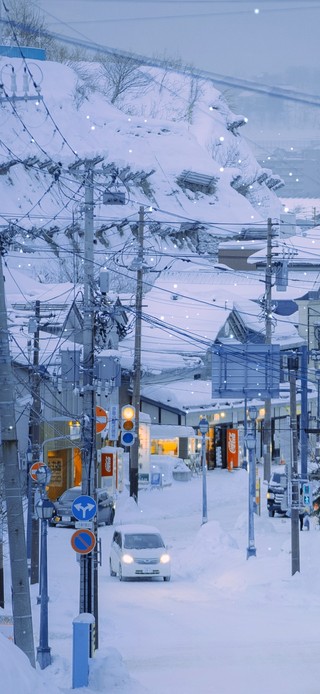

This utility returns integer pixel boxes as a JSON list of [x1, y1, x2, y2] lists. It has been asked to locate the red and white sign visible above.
[[226, 429, 239, 471], [71, 529, 96, 554], [29, 461, 45, 481], [96, 406, 108, 434], [101, 452, 114, 477]]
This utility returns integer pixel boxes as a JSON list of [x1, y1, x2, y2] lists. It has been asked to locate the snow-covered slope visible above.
[[0, 56, 282, 285]]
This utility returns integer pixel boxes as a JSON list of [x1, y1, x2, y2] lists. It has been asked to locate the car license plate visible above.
[[62, 515, 71, 522], [144, 568, 153, 574]]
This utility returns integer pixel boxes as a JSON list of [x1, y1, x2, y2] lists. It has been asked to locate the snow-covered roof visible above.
[[151, 425, 196, 439], [247, 228, 320, 267], [0, 57, 309, 377]]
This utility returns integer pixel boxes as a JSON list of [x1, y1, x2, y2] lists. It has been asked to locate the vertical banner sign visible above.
[[101, 452, 114, 477], [227, 429, 239, 471], [109, 405, 119, 441]]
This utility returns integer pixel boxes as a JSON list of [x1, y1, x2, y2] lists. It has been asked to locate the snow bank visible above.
[[0, 632, 56, 694]]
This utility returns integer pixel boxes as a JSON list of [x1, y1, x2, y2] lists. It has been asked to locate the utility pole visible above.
[[27, 300, 41, 585], [130, 206, 144, 502], [79, 160, 100, 644], [299, 345, 308, 480], [288, 355, 300, 575], [0, 246, 35, 666], [263, 217, 273, 481], [0, 463, 4, 608], [199, 417, 209, 524]]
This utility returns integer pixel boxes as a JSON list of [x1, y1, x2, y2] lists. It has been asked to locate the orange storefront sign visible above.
[[227, 429, 239, 471]]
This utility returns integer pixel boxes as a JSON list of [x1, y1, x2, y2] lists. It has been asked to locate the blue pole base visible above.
[[247, 546, 257, 559], [37, 646, 51, 669]]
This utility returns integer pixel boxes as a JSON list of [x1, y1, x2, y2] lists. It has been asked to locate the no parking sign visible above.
[[71, 529, 96, 555]]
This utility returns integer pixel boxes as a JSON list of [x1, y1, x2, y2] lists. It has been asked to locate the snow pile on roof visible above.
[[247, 227, 320, 267], [120, 265, 303, 372]]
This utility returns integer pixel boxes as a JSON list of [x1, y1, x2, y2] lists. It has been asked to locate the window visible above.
[[123, 533, 165, 550]]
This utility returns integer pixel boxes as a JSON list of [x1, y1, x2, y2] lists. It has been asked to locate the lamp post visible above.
[[199, 417, 209, 524], [34, 465, 54, 670], [316, 369, 320, 464], [246, 406, 258, 559]]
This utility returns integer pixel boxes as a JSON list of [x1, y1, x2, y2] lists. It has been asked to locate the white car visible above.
[[109, 524, 171, 581]]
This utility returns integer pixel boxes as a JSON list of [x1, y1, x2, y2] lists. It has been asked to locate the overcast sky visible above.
[[36, 0, 320, 85]]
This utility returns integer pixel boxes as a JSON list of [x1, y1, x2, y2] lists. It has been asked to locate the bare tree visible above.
[[186, 75, 204, 124], [69, 63, 99, 109], [53, 44, 90, 64], [1, 0, 55, 54], [96, 53, 151, 105]]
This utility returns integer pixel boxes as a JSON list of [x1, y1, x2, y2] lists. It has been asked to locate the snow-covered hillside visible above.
[[0, 56, 282, 286]]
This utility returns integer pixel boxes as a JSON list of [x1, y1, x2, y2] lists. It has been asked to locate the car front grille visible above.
[[135, 558, 159, 565]]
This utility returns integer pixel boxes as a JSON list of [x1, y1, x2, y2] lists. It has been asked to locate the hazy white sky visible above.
[[36, 0, 320, 82]]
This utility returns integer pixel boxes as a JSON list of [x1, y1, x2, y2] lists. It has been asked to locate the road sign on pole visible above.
[[72, 495, 97, 522], [212, 344, 280, 398], [29, 461, 45, 481], [71, 529, 96, 555], [96, 406, 108, 434]]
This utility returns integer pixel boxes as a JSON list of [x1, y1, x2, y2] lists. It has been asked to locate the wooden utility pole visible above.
[[0, 248, 35, 666], [28, 299, 41, 585], [263, 218, 273, 481], [130, 206, 144, 502]]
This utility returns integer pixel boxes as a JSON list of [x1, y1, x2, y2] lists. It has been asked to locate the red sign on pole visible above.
[[226, 429, 239, 471], [101, 452, 114, 477], [71, 529, 96, 554], [96, 406, 108, 434], [29, 461, 45, 481]]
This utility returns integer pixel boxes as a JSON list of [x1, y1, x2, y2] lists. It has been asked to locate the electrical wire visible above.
[[1, 2, 80, 159]]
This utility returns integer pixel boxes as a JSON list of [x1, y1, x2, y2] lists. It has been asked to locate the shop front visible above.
[[150, 424, 197, 460]]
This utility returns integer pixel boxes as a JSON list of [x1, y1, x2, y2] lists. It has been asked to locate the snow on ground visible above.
[[2, 467, 320, 693]]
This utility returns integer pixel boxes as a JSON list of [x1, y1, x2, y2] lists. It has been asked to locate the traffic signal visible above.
[[302, 483, 311, 506], [120, 405, 136, 446]]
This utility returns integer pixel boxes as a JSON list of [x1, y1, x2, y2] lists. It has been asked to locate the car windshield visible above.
[[59, 489, 80, 503], [124, 533, 165, 550]]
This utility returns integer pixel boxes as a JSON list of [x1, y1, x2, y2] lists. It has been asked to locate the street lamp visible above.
[[246, 406, 258, 559], [316, 369, 320, 463], [34, 465, 54, 670], [198, 417, 209, 524]]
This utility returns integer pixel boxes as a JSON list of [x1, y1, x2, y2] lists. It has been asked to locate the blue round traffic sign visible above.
[[71, 529, 96, 554], [72, 495, 97, 521]]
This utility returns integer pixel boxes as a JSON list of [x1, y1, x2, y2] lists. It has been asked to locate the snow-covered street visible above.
[[3, 467, 320, 693]]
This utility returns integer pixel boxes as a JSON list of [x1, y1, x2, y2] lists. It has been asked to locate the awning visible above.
[[151, 425, 196, 439]]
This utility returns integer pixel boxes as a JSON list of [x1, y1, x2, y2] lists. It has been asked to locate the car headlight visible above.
[[122, 554, 134, 564], [160, 553, 171, 564], [267, 492, 275, 500]]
